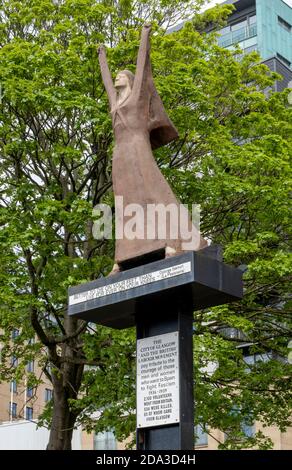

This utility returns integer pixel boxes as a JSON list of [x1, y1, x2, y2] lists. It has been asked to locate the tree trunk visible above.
[[46, 387, 78, 450], [46, 349, 84, 450]]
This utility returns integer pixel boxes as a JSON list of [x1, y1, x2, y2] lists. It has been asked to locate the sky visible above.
[[202, 0, 225, 9]]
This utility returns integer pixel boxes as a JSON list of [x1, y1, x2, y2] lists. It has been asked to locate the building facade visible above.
[[0, 328, 128, 449], [0, 329, 53, 424], [216, 0, 292, 90], [217, 0, 292, 64], [195, 424, 292, 450], [170, 0, 292, 90]]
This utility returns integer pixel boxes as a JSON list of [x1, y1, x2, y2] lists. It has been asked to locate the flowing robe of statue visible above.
[[99, 25, 207, 269]]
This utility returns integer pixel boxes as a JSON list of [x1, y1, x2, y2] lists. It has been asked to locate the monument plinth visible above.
[[68, 250, 242, 450], [68, 250, 242, 329]]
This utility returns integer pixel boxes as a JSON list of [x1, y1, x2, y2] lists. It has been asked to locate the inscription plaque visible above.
[[69, 262, 191, 306], [137, 331, 179, 428]]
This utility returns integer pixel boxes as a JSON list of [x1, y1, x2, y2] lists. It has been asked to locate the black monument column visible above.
[[136, 293, 194, 450]]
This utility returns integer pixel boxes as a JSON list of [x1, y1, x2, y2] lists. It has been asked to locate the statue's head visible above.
[[114, 70, 135, 91]]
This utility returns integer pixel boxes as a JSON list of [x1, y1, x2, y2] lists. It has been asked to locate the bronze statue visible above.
[[98, 25, 207, 273]]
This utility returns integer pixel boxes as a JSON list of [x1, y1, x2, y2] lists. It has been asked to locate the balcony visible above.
[[218, 24, 257, 48]]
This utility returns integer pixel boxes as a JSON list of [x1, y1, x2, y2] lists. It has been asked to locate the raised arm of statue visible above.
[[132, 24, 152, 98], [98, 45, 116, 108]]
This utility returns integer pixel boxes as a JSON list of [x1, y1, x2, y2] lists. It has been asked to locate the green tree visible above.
[[0, 0, 291, 450]]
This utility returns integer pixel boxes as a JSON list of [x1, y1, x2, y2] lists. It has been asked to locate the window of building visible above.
[[219, 25, 231, 36], [195, 424, 208, 446], [9, 402, 17, 418], [46, 363, 52, 376], [11, 328, 19, 339], [218, 14, 257, 48], [26, 407, 33, 421], [244, 352, 272, 365], [244, 45, 258, 54], [45, 388, 53, 402], [27, 360, 34, 373], [224, 406, 255, 441], [218, 34, 232, 48], [248, 14, 257, 36], [231, 19, 247, 32], [11, 356, 18, 367], [249, 15, 257, 25], [278, 16, 291, 32], [241, 421, 255, 438], [231, 19, 247, 43], [93, 430, 117, 450], [10, 380, 17, 393], [218, 327, 246, 341], [27, 386, 34, 398], [277, 53, 291, 67]]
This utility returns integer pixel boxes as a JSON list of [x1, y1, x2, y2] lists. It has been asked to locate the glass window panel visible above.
[[248, 23, 257, 37], [231, 19, 247, 31], [232, 27, 246, 43], [27, 360, 34, 372], [45, 388, 53, 402], [224, 407, 255, 441], [249, 15, 257, 25], [278, 16, 291, 32], [241, 421, 255, 437], [244, 45, 258, 54], [27, 387, 34, 398], [218, 33, 232, 47], [26, 407, 33, 420], [195, 424, 208, 446], [11, 356, 18, 367], [219, 25, 231, 36], [12, 329, 19, 339], [94, 431, 117, 450], [255, 353, 272, 363], [9, 402, 17, 418], [10, 380, 17, 393]]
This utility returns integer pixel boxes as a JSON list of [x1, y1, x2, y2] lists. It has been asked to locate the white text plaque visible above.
[[69, 262, 191, 306], [137, 331, 179, 428]]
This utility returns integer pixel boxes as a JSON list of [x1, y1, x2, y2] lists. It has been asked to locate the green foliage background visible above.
[[0, 0, 291, 449]]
